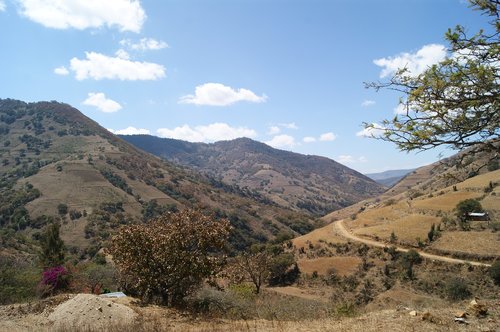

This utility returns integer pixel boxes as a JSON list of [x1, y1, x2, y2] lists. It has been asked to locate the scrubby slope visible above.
[[120, 135, 386, 216]]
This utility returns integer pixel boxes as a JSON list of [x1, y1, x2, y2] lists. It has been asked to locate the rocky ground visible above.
[[0, 293, 498, 331]]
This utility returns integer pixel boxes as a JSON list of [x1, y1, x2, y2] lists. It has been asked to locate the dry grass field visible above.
[[430, 231, 500, 256], [297, 256, 361, 276], [292, 222, 348, 249]]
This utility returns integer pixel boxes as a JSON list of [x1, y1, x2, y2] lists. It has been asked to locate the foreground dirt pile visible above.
[[48, 294, 137, 330]]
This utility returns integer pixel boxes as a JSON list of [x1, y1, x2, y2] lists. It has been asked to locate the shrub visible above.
[[38, 265, 69, 297], [446, 277, 471, 301], [107, 209, 231, 306], [456, 199, 483, 219], [489, 261, 500, 286]]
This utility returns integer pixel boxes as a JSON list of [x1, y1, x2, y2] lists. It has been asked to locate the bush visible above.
[[446, 277, 471, 301], [489, 261, 500, 286], [38, 265, 70, 297], [107, 209, 231, 306]]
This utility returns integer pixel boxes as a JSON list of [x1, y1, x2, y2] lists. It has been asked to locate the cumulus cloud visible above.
[[361, 100, 376, 107], [356, 123, 386, 138], [338, 155, 367, 165], [69, 52, 165, 80], [265, 135, 296, 149], [157, 123, 257, 143], [268, 126, 281, 135], [54, 66, 69, 75], [0, 1, 6, 11], [319, 132, 337, 141], [303, 136, 316, 143], [17, 0, 146, 32], [279, 122, 298, 129], [374, 44, 447, 78], [120, 38, 168, 51], [108, 127, 150, 135], [179, 83, 267, 106], [83, 92, 122, 113]]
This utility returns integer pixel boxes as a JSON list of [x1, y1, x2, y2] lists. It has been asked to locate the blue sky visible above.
[[0, 0, 489, 173]]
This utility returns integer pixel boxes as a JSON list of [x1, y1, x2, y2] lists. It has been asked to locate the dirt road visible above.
[[334, 219, 491, 267]]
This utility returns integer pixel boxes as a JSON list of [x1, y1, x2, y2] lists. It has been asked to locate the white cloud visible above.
[[265, 135, 296, 149], [356, 123, 386, 138], [268, 126, 281, 135], [83, 92, 122, 113], [279, 122, 298, 130], [69, 52, 165, 81], [115, 49, 130, 60], [120, 38, 168, 51], [338, 155, 367, 164], [54, 66, 69, 75], [394, 103, 408, 115], [179, 83, 267, 106], [319, 132, 337, 141], [303, 136, 316, 143], [108, 127, 150, 135], [157, 123, 257, 143], [374, 44, 447, 78], [361, 100, 376, 107], [0, 1, 6, 11], [17, 0, 146, 32]]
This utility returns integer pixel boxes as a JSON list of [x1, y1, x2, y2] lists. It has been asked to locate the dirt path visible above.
[[334, 219, 491, 267]]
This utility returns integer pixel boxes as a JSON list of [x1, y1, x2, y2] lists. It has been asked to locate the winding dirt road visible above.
[[334, 219, 491, 267]]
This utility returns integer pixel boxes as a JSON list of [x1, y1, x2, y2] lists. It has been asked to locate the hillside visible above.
[[119, 135, 386, 216], [0, 99, 319, 257]]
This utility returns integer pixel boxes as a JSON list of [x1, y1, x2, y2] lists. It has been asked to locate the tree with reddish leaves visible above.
[[107, 209, 231, 306]]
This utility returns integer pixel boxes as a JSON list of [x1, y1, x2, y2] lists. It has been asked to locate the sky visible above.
[[0, 0, 491, 173]]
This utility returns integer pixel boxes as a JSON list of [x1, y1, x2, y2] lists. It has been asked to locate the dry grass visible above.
[[297, 256, 361, 276], [412, 192, 484, 212], [430, 231, 500, 256], [354, 214, 440, 244], [292, 223, 347, 249]]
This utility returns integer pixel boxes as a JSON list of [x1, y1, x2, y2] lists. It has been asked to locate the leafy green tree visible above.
[[364, 0, 499, 158], [107, 209, 231, 306], [456, 199, 483, 219], [39, 222, 65, 268]]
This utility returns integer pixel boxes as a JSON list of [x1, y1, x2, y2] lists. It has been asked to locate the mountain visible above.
[[0, 99, 320, 256], [119, 135, 387, 216], [365, 168, 416, 187]]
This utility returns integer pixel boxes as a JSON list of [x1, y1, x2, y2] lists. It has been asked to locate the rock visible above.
[[455, 311, 467, 318], [409, 310, 418, 316], [454, 317, 469, 324], [97, 307, 102, 312], [468, 298, 488, 317]]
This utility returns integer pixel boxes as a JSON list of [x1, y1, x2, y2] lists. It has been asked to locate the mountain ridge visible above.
[[119, 134, 387, 216]]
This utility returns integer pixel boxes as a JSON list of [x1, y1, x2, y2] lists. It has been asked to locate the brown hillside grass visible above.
[[292, 223, 347, 249], [297, 256, 361, 276], [430, 231, 500, 256], [354, 214, 440, 244]]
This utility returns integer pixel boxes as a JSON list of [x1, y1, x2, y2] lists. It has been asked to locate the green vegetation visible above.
[[38, 222, 65, 268], [456, 199, 483, 220]]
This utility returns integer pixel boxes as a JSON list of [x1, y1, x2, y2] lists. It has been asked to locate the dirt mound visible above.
[[48, 294, 137, 330]]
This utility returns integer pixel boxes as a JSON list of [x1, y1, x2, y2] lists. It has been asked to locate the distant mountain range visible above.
[[119, 135, 386, 216], [365, 168, 416, 187]]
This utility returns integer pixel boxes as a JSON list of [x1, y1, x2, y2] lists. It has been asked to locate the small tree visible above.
[[107, 209, 231, 306], [57, 203, 68, 216], [39, 222, 65, 268], [456, 199, 483, 220]]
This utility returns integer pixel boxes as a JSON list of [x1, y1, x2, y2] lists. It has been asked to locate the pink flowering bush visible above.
[[38, 265, 69, 297]]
